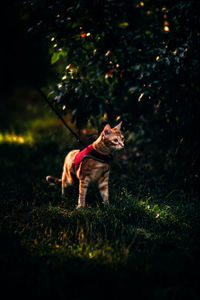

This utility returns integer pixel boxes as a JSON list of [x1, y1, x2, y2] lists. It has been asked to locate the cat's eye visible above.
[[113, 138, 118, 143]]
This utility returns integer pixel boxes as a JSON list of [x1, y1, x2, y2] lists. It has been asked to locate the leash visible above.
[[38, 88, 86, 146]]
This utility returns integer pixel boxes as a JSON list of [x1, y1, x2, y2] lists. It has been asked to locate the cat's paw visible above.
[[76, 205, 86, 210]]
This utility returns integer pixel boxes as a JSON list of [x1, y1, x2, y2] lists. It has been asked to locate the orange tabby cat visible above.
[[46, 122, 124, 208]]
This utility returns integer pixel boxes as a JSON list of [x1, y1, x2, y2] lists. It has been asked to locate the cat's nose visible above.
[[121, 142, 124, 148]]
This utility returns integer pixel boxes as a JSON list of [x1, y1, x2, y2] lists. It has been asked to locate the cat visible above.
[[46, 122, 124, 208]]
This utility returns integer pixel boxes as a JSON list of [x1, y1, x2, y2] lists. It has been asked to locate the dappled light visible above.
[[1, 0, 200, 299], [164, 25, 170, 32], [0, 133, 28, 144]]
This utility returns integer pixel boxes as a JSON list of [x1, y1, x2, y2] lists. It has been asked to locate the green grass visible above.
[[0, 137, 199, 300], [0, 100, 199, 299]]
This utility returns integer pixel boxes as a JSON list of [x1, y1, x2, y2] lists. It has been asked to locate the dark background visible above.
[[0, 1, 200, 299]]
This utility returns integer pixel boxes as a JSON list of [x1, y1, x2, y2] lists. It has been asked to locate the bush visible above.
[[5, 0, 200, 187]]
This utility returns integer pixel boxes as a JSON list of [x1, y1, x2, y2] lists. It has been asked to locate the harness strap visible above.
[[82, 155, 111, 164], [72, 154, 112, 176]]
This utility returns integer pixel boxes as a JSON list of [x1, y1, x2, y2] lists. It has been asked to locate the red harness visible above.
[[73, 144, 112, 175]]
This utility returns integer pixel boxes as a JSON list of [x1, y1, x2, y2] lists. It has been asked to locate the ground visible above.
[[0, 93, 199, 299]]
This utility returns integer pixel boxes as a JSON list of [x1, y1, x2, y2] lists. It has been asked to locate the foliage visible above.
[[15, 0, 200, 187]]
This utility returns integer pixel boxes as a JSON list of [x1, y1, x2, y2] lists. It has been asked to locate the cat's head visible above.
[[102, 122, 124, 151]]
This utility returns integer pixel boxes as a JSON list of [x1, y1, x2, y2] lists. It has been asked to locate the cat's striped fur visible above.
[[46, 122, 124, 208]]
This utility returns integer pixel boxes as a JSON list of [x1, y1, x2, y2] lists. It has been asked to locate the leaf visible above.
[[51, 50, 68, 64], [51, 52, 61, 64]]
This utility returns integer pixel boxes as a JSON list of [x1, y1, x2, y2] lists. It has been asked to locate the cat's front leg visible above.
[[77, 177, 90, 208], [98, 173, 109, 205]]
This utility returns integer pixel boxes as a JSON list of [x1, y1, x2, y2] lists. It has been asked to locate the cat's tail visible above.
[[46, 176, 62, 186]]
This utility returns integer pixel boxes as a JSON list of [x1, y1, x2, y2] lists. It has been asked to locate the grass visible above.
[[0, 97, 199, 299]]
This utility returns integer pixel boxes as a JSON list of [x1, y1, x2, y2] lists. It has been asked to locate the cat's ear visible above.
[[113, 121, 122, 130], [103, 124, 112, 135]]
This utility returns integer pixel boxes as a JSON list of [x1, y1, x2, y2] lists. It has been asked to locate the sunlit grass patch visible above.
[[0, 132, 34, 144], [137, 197, 176, 221], [116, 187, 179, 223], [27, 237, 130, 266], [18, 206, 133, 266]]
